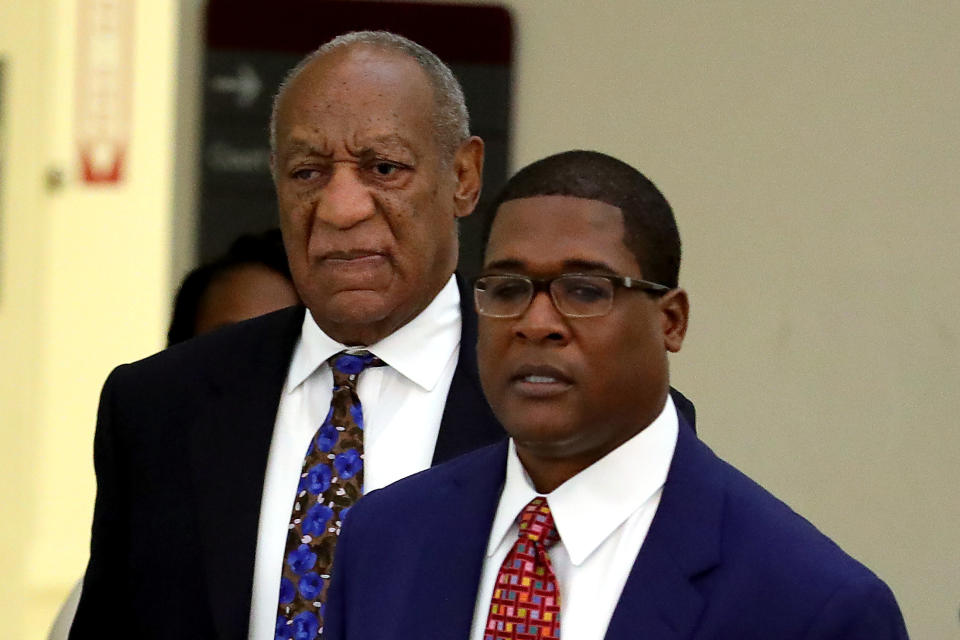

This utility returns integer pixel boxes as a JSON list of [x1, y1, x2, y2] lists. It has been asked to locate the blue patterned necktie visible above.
[[276, 350, 382, 640]]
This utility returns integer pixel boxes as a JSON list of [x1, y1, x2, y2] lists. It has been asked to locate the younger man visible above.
[[323, 150, 908, 639]]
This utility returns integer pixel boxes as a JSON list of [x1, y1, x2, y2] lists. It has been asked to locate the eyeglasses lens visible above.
[[476, 275, 615, 318], [553, 276, 614, 317]]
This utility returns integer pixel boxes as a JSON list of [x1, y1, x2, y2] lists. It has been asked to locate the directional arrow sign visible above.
[[210, 63, 262, 109]]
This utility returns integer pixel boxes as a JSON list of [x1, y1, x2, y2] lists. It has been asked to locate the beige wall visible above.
[[0, 3, 45, 637], [0, 0, 185, 634], [1, 1, 957, 638]]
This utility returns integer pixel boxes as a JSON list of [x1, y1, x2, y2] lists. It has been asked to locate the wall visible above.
[[0, 0, 186, 634], [0, 1, 956, 638], [0, 2, 46, 637]]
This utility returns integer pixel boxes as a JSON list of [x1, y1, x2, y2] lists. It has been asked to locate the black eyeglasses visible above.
[[473, 273, 671, 318]]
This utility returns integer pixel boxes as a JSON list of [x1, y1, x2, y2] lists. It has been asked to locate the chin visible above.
[[303, 289, 390, 329], [497, 400, 575, 432], [505, 421, 580, 455], [326, 292, 394, 324]]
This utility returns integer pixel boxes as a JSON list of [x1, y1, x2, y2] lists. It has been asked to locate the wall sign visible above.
[[76, 0, 135, 184]]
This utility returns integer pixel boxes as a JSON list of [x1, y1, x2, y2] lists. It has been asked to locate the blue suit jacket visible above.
[[325, 414, 908, 639]]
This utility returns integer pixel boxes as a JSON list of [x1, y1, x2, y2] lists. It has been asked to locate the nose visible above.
[[316, 164, 376, 229], [513, 291, 570, 344]]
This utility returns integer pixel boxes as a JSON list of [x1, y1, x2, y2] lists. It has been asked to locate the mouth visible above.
[[320, 249, 387, 263], [307, 247, 393, 293], [510, 364, 573, 397], [315, 249, 390, 278]]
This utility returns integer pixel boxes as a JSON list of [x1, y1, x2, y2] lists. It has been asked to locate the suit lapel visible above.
[[400, 442, 509, 639], [432, 274, 505, 464], [188, 307, 304, 640], [604, 418, 723, 640]]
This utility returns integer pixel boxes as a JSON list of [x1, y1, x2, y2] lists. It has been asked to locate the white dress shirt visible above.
[[469, 395, 679, 640], [248, 276, 462, 640]]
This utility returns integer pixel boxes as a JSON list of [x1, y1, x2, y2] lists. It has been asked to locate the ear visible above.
[[659, 288, 689, 353], [451, 136, 484, 218]]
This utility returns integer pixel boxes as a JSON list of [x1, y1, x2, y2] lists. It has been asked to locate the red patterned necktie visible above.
[[484, 496, 562, 640], [276, 350, 382, 640]]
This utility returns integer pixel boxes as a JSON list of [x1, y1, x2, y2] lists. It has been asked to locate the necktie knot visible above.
[[329, 351, 383, 387], [518, 496, 560, 550]]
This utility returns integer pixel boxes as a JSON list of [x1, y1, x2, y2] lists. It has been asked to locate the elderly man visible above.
[[322, 150, 908, 640], [69, 31, 502, 640]]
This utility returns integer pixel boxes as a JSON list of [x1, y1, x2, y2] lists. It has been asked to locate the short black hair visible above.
[[484, 150, 681, 287], [166, 229, 292, 346]]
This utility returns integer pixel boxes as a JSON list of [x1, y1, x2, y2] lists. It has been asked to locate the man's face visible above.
[[272, 45, 482, 345], [477, 195, 688, 472]]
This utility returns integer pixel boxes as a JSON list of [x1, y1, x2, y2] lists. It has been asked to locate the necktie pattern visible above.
[[276, 351, 381, 640], [485, 497, 562, 640]]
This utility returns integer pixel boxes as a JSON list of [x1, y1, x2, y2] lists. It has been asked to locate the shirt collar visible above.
[[285, 275, 461, 392], [487, 394, 679, 565]]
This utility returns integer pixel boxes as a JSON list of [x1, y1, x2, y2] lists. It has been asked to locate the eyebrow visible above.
[[282, 139, 331, 158], [482, 258, 619, 274], [365, 134, 414, 150]]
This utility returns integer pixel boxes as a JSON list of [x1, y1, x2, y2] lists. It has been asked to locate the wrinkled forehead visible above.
[[273, 48, 443, 164], [278, 46, 435, 126]]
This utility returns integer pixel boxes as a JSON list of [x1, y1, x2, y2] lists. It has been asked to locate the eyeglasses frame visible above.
[[472, 272, 673, 319]]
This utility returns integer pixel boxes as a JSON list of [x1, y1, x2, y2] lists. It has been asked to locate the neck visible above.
[[313, 281, 452, 346], [515, 450, 595, 494], [513, 392, 669, 493], [313, 267, 456, 346], [319, 317, 405, 347]]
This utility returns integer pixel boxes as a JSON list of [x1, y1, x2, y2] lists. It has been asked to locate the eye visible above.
[[291, 168, 320, 181], [487, 279, 529, 302], [561, 278, 611, 304], [372, 161, 401, 177]]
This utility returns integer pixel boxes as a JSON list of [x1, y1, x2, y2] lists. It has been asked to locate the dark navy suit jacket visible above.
[[325, 414, 908, 640], [70, 284, 506, 639]]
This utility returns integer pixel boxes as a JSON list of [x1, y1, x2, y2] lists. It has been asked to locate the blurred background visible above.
[[1, 1, 958, 637]]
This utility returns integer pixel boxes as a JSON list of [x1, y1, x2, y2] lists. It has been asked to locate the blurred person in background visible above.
[[167, 229, 300, 345]]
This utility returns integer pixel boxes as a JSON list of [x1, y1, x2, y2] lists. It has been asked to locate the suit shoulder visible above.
[[716, 462, 907, 637], [100, 306, 302, 421], [706, 448, 892, 596], [107, 307, 303, 388], [672, 438, 906, 635]]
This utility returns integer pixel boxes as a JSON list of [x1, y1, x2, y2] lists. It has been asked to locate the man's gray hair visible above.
[[269, 31, 470, 159]]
